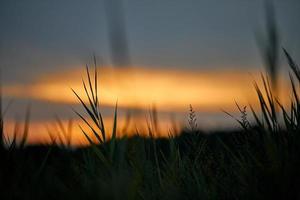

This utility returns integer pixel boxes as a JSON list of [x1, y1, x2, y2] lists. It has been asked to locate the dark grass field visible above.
[[1, 4, 300, 200], [1, 127, 300, 200]]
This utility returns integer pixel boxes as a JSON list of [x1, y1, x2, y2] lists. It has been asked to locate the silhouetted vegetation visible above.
[[1, 3, 300, 200], [0, 47, 299, 199]]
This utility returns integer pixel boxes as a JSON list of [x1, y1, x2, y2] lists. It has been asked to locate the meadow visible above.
[[0, 47, 299, 200], [1, 5, 300, 199]]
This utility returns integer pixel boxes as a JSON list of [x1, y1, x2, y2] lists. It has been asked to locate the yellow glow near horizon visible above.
[[3, 66, 290, 112], [3, 115, 183, 146], [2, 66, 293, 145]]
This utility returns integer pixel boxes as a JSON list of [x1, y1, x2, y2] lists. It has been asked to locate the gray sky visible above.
[[0, 0, 299, 85]]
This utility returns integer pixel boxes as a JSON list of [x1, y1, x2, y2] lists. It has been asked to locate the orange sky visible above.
[[2, 66, 292, 146], [4, 66, 291, 110]]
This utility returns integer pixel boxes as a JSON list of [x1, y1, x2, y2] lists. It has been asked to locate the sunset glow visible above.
[[4, 66, 290, 111], [2, 66, 292, 145]]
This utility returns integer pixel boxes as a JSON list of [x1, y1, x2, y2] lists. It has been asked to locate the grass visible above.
[[1, 5, 300, 200], [0, 47, 299, 199]]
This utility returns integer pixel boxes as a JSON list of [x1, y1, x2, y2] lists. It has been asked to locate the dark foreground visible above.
[[1, 127, 299, 200]]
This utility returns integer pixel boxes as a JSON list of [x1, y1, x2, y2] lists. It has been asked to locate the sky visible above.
[[0, 0, 299, 145]]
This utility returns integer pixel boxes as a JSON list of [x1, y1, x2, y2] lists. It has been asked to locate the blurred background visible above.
[[0, 0, 299, 145]]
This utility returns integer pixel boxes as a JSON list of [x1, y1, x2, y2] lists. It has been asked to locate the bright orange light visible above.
[[3, 114, 183, 146], [2, 66, 292, 145], [3, 66, 290, 112]]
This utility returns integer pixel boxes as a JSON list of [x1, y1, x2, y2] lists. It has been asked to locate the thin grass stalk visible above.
[[19, 104, 30, 148], [109, 101, 118, 162]]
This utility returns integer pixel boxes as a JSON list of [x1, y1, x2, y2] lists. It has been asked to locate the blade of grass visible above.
[[20, 104, 30, 148]]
